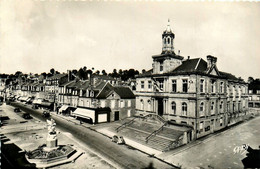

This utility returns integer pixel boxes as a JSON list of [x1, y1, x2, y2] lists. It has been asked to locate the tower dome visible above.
[[162, 19, 175, 54]]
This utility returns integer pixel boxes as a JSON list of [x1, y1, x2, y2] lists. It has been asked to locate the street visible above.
[[10, 102, 176, 169]]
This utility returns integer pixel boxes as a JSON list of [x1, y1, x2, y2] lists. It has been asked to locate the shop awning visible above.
[[32, 98, 43, 105], [59, 105, 69, 113], [72, 108, 95, 123], [40, 101, 52, 107]]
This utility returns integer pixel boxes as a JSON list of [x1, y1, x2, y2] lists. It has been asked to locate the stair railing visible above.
[[145, 121, 168, 143], [116, 117, 136, 132]]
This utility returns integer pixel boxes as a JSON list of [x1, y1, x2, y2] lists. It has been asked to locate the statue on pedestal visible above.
[[46, 119, 57, 149]]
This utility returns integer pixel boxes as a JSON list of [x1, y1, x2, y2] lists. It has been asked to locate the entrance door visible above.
[[157, 98, 163, 116], [114, 111, 119, 121]]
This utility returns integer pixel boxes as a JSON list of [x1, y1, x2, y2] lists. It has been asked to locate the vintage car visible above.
[[14, 108, 21, 112], [111, 135, 125, 145]]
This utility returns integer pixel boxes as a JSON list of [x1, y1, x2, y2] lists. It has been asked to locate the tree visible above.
[[248, 77, 254, 83], [78, 68, 86, 80], [142, 69, 146, 74], [112, 69, 118, 78], [102, 70, 107, 75], [15, 71, 22, 77], [72, 69, 78, 75], [50, 68, 55, 75], [95, 70, 100, 75], [119, 69, 123, 76]]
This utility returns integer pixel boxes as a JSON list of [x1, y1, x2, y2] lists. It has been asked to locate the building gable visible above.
[[207, 65, 220, 76]]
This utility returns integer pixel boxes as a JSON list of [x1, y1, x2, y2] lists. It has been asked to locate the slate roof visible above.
[[96, 82, 114, 99], [94, 81, 107, 90], [96, 83, 135, 99], [67, 80, 82, 89], [152, 53, 184, 60], [92, 75, 115, 80], [113, 87, 136, 99], [79, 81, 91, 90], [138, 57, 245, 83], [173, 58, 207, 73], [47, 74, 67, 80]]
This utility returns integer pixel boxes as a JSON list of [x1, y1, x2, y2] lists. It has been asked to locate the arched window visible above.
[[171, 38, 173, 45], [164, 38, 166, 44], [147, 100, 151, 111], [140, 99, 144, 110], [167, 37, 170, 44], [182, 102, 187, 116], [171, 101, 176, 114]]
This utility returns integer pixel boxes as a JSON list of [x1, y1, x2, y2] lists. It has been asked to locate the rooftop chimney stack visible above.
[[207, 55, 217, 69]]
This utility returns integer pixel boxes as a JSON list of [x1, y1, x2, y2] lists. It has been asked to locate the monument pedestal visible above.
[[44, 132, 58, 151]]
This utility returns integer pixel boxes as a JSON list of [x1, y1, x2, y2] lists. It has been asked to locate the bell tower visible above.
[[152, 19, 183, 74], [162, 19, 175, 54]]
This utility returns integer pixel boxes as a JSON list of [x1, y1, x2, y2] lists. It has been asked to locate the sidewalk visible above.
[[156, 115, 260, 169]]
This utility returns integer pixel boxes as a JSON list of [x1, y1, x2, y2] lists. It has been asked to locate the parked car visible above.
[[111, 135, 125, 145], [22, 113, 32, 119], [14, 108, 21, 112], [42, 111, 50, 118]]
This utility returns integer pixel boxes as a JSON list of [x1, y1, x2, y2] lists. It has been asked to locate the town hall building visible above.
[[135, 21, 249, 140]]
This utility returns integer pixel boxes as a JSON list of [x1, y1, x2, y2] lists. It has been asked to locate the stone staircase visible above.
[[111, 118, 183, 152]]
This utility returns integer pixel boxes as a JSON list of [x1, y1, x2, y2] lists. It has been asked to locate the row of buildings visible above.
[[1, 73, 136, 123], [0, 21, 254, 141]]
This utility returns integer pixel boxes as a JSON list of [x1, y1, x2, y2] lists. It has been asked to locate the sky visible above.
[[0, 1, 260, 80]]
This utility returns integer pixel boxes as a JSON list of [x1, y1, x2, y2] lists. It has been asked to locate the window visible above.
[[182, 102, 187, 116], [200, 102, 204, 112], [90, 91, 94, 97], [140, 99, 144, 110], [159, 80, 164, 90], [182, 79, 188, 93], [200, 79, 204, 93], [249, 96, 252, 101], [127, 110, 131, 117], [211, 102, 215, 114], [148, 81, 152, 89], [120, 100, 125, 108], [101, 100, 105, 107], [211, 80, 215, 93], [171, 101, 176, 114], [128, 100, 131, 107], [199, 102, 204, 117], [141, 81, 144, 89], [160, 62, 163, 72], [220, 101, 223, 111], [147, 100, 151, 111], [164, 38, 166, 44], [111, 100, 115, 108], [199, 122, 203, 130], [168, 37, 170, 44], [238, 101, 241, 111], [220, 82, 224, 93], [220, 117, 223, 126], [172, 80, 177, 92], [227, 102, 230, 112]]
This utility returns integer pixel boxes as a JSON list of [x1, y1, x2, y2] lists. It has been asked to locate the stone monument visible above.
[[46, 119, 58, 149]]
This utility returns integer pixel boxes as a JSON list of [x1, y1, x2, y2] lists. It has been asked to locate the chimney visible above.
[[187, 56, 190, 60], [67, 70, 72, 81], [207, 55, 217, 69]]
